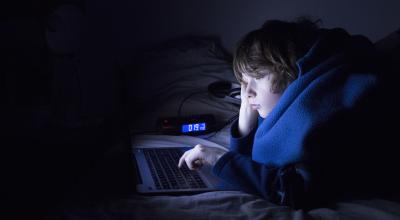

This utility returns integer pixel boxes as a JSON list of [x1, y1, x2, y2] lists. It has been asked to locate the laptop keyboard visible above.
[[143, 148, 208, 190]]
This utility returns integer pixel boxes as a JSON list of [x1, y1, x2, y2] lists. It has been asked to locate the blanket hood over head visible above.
[[252, 28, 378, 166]]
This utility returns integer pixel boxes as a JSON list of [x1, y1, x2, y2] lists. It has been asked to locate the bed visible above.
[[63, 33, 400, 220]]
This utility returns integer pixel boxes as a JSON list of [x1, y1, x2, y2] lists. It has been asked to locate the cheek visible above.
[[260, 92, 281, 108]]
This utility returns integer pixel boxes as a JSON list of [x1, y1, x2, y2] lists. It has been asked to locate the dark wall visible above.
[[112, 0, 400, 53], [1, 2, 131, 219]]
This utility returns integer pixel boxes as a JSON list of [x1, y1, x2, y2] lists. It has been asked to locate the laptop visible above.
[[132, 146, 222, 194]]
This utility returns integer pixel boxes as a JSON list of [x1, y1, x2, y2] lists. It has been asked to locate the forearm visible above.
[[213, 152, 311, 208], [230, 119, 257, 155]]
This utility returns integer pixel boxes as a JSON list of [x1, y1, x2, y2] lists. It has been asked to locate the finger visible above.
[[186, 156, 195, 170], [178, 151, 188, 168], [185, 160, 192, 170], [178, 152, 188, 168], [240, 83, 246, 100], [185, 153, 200, 170], [193, 159, 203, 169], [194, 144, 205, 153], [194, 144, 202, 149]]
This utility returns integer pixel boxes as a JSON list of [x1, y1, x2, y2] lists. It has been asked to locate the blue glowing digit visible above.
[[200, 123, 206, 131], [182, 122, 207, 133]]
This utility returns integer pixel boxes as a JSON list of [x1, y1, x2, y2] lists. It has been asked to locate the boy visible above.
[[178, 18, 386, 209]]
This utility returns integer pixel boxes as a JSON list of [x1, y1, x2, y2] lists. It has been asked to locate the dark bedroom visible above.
[[2, 0, 400, 219]]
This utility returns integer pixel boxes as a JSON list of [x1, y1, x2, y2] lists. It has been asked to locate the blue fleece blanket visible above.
[[252, 28, 378, 166]]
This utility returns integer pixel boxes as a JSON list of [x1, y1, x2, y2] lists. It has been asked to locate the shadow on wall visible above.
[[2, 1, 128, 129], [1, 2, 133, 219]]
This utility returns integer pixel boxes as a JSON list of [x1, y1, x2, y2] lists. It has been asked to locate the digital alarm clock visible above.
[[181, 122, 206, 133], [157, 114, 216, 135]]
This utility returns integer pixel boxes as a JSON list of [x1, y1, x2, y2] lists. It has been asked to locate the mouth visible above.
[[250, 104, 260, 110]]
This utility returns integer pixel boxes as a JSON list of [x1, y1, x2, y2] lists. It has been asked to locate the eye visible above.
[[254, 76, 263, 81]]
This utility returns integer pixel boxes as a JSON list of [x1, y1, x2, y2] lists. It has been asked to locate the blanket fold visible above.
[[252, 28, 378, 166]]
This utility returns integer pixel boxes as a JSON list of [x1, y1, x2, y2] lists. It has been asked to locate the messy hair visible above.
[[233, 17, 321, 93]]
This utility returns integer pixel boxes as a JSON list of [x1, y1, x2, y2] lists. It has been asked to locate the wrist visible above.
[[238, 104, 258, 137], [210, 148, 227, 166], [238, 115, 257, 136], [212, 152, 226, 166]]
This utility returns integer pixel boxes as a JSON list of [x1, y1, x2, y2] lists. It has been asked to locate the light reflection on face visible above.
[[242, 74, 282, 118]]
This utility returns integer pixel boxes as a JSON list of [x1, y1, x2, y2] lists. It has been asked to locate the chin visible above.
[[258, 111, 267, 118]]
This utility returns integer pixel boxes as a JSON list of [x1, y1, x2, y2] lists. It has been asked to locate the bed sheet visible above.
[[63, 134, 400, 220], [64, 194, 400, 220]]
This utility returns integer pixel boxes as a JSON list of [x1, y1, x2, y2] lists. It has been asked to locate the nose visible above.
[[245, 81, 256, 98]]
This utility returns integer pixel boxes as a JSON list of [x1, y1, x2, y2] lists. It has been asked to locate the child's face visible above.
[[242, 74, 282, 118]]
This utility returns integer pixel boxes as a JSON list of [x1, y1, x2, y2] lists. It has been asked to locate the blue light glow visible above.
[[182, 123, 206, 133]]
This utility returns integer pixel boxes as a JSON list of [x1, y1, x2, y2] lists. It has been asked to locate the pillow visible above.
[[374, 28, 400, 59], [136, 36, 232, 70], [125, 36, 239, 133]]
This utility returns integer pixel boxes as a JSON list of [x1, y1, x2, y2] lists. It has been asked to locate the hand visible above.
[[178, 144, 227, 170], [238, 83, 258, 136]]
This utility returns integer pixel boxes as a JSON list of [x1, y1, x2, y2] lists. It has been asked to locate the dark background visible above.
[[1, 0, 400, 219]]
